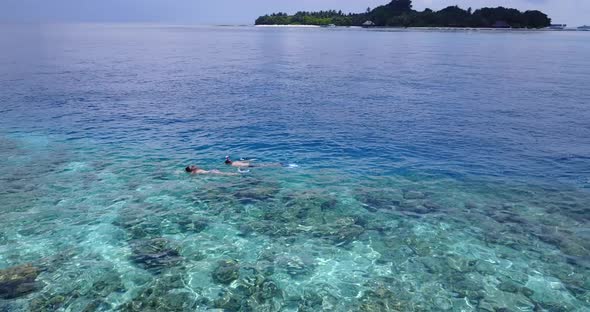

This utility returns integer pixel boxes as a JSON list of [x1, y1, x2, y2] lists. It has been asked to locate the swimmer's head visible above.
[[185, 166, 192, 172], [225, 155, 232, 165]]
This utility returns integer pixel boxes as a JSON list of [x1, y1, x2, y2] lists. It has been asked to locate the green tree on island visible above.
[[255, 0, 551, 28]]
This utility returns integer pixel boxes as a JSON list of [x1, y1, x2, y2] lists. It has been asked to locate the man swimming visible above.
[[224, 156, 287, 168], [224, 156, 256, 168], [185, 165, 238, 176]]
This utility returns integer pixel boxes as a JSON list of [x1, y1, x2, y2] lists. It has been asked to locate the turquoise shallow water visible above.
[[0, 24, 589, 311]]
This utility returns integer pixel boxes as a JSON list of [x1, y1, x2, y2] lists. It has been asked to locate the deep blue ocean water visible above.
[[0, 24, 589, 311]]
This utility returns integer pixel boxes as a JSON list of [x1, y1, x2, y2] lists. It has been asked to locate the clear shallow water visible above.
[[0, 24, 589, 311]]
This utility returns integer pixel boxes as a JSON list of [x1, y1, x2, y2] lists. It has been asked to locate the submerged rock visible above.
[[29, 293, 71, 311], [330, 224, 365, 245], [89, 271, 126, 298], [556, 270, 589, 298], [199, 178, 280, 206], [397, 203, 432, 215], [81, 299, 112, 312], [0, 264, 41, 299], [213, 270, 282, 311], [297, 284, 340, 312], [237, 223, 255, 237], [355, 188, 402, 212], [404, 234, 442, 257], [311, 217, 366, 246], [281, 190, 339, 221], [497, 280, 520, 293], [490, 210, 528, 225], [297, 290, 323, 312], [212, 260, 240, 284], [446, 256, 477, 273], [28, 261, 126, 311], [214, 290, 244, 311], [283, 257, 306, 276], [191, 184, 234, 206], [234, 186, 280, 204], [403, 190, 426, 200], [464, 201, 479, 209], [236, 270, 281, 302], [248, 221, 296, 238], [113, 205, 166, 240], [275, 254, 315, 277], [120, 271, 197, 312], [129, 238, 182, 273], [257, 279, 280, 302], [520, 287, 534, 298], [175, 216, 209, 233], [446, 274, 484, 301], [357, 286, 409, 312], [422, 201, 443, 211]]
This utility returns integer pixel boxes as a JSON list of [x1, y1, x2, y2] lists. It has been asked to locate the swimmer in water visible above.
[[224, 156, 288, 168], [224, 156, 257, 168], [185, 165, 239, 176]]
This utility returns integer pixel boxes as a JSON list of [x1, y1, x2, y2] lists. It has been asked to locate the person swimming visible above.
[[224, 155, 292, 168], [185, 165, 238, 176], [224, 156, 256, 168]]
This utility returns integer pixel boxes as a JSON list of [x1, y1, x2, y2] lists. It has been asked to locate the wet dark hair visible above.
[[185, 166, 192, 172], [225, 159, 232, 165]]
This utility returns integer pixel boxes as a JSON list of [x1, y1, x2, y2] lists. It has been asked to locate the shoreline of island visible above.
[[253, 25, 588, 32], [255, 0, 559, 30]]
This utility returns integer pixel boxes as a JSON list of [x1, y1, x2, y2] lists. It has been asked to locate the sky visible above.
[[0, 0, 587, 26]]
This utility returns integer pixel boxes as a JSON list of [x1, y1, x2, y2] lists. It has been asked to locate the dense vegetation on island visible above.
[[255, 0, 551, 28]]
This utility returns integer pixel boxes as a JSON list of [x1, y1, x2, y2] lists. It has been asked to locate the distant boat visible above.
[[326, 24, 336, 28], [547, 24, 567, 30], [578, 25, 590, 31], [362, 21, 376, 28]]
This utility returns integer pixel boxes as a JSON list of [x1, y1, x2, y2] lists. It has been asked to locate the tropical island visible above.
[[255, 0, 551, 28]]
